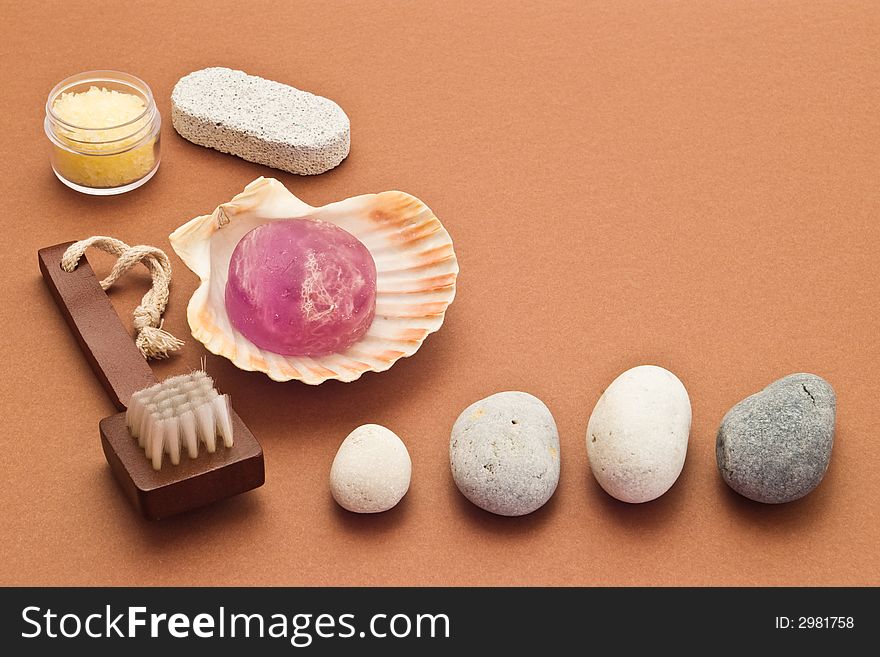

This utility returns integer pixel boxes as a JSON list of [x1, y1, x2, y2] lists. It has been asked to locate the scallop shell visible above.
[[169, 177, 458, 384]]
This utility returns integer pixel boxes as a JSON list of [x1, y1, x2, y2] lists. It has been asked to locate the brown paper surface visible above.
[[1, 0, 877, 585]]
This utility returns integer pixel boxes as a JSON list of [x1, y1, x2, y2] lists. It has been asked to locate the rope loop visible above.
[[61, 236, 183, 360]]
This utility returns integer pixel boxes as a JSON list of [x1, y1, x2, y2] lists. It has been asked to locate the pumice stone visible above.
[[330, 424, 412, 513], [586, 365, 691, 503], [716, 373, 836, 504], [450, 391, 560, 516], [171, 67, 350, 175]]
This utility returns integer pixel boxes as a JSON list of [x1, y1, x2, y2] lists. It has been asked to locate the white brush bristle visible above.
[[125, 370, 234, 470]]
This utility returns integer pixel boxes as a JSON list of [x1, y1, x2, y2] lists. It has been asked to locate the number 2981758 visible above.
[[775, 617, 854, 629]]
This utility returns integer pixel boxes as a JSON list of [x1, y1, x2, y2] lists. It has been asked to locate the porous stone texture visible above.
[[330, 424, 411, 513], [717, 373, 835, 504], [586, 365, 691, 503], [450, 391, 560, 516], [171, 67, 350, 175]]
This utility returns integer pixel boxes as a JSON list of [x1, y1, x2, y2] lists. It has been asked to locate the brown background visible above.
[[1, 0, 877, 586]]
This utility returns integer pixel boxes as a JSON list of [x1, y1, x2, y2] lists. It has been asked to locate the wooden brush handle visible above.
[[39, 242, 157, 411]]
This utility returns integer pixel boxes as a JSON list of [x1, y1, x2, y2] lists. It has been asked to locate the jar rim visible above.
[[45, 69, 156, 133]]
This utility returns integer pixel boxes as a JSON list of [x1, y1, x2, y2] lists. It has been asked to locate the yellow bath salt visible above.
[[51, 86, 157, 188]]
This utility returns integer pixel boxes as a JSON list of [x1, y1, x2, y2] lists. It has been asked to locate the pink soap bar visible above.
[[225, 218, 377, 357]]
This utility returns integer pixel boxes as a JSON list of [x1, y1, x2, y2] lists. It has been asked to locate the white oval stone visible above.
[[330, 424, 411, 513], [586, 365, 691, 503]]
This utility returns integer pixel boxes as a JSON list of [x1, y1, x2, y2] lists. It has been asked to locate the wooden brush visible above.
[[39, 242, 264, 520]]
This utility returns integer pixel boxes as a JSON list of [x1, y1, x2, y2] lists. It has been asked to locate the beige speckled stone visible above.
[[330, 424, 411, 513], [171, 67, 350, 175], [450, 391, 560, 516]]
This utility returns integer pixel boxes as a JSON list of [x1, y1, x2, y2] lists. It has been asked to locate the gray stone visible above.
[[450, 391, 560, 516], [716, 373, 836, 504]]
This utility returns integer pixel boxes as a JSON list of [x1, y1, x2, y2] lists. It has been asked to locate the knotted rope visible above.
[[61, 236, 184, 360]]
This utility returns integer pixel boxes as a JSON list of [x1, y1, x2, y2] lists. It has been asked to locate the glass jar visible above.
[[44, 70, 161, 195]]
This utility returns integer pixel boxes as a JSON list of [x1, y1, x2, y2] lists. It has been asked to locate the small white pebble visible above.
[[330, 424, 411, 513]]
